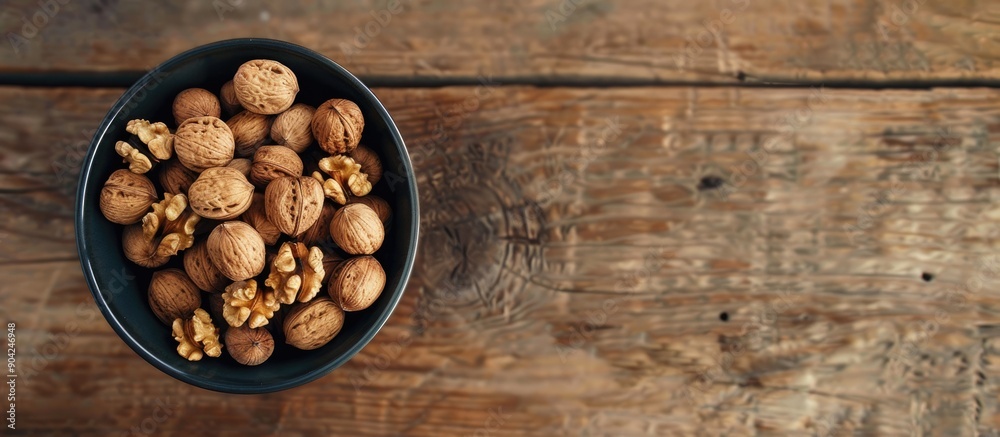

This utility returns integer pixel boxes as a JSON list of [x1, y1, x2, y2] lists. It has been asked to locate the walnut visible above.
[[349, 145, 382, 185], [222, 279, 280, 329], [227, 111, 273, 158], [207, 221, 266, 281], [173, 88, 221, 126], [298, 201, 337, 246], [122, 224, 169, 268], [241, 193, 281, 245], [100, 169, 158, 225], [225, 324, 274, 366], [148, 269, 202, 326], [115, 141, 152, 174], [312, 98, 364, 154], [264, 176, 325, 237], [250, 145, 303, 188], [126, 119, 174, 161], [158, 159, 198, 195], [174, 116, 235, 172], [226, 158, 252, 177], [283, 297, 344, 350], [187, 166, 254, 220], [233, 59, 298, 115], [264, 242, 325, 305], [141, 192, 200, 257], [321, 251, 345, 284], [219, 80, 243, 116], [172, 308, 222, 361], [312, 155, 372, 205], [183, 240, 229, 292], [329, 203, 384, 255], [328, 256, 385, 311], [271, 103, 315, 153], [348, 195, 391, 227]]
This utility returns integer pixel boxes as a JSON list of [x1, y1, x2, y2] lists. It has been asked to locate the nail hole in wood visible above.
[[698, 176, 724, 191], [921, 272, 934, 282], [719, 312, 729, 322]]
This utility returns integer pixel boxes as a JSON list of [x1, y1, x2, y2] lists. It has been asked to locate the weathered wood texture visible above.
[[0, 0, 998, 83], [3, 85, 1000, 435]]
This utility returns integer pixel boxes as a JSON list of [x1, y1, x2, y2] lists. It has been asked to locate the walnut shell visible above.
[[227, 111, 274, 158], [219, 80, 243, 116], [298, 201, 337, 246], [329, 203, 384, 255], [226, 158, 252, 177], [225, 324, 274, 366], [184, 240, 229, 292], [241, 193, 282, 245], [328, 256, 386, 312], [122, 224, 169, 268], [207, 221, 266, 282], [264, 176, 325, 237], [347, 195, 391, 227], [250, 145, 303, 188], [100, 169, 158, 225], [283, 297, 344, 350], [312, 99, 364, 154], [271, 103, 315, 153], [187, 166, 254, 220], [173, 88, 221, 126], [148, 269, 202, 326], [158, 159, 198, 195], [174, 116, 235, 172], [349, 146, 382, 185], [233, 59, 299, 115]]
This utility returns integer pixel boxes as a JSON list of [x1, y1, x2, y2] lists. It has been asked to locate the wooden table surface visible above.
[[2, 0, 1000, 436]]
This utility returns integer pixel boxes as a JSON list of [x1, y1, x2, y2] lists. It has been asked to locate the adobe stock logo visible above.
[[5, 0, 72, 57]]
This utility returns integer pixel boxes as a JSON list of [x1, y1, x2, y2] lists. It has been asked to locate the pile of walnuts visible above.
[[98, 59, 392, 366]]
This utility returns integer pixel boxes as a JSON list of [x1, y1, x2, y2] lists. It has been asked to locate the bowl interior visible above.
[[76, 39, 417, 393]]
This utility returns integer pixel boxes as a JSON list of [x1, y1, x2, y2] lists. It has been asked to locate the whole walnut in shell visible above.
[[187, 166, 254, 220], [271, 103, 315, 153], [219, 80, 243, 116], [250, 145, 303, 188], [100, 169, 158, 225], [264, 176, 325, 237], [227, 111, 273, 158], [233, 59, 299, 115], [207, 221, 266, 282], [184, 240, 229, 292], [225, 324, 274, 366], [174, 116, 235, 172], [283, 297, 344, 350], [122, 224, 169, 268], [298, 201, 337, 246], [328, 256, 386, 311], [173, 88, 221, 126], [312, 98, 364, 154], [158, 159, 198, 195], [348, 195, 391, 227], [329, 203, 384, 255], [241, 193, 282, 245], [349, 145, 383, 185], [226, 158, 252, 177], [148, 269, 202, 326]]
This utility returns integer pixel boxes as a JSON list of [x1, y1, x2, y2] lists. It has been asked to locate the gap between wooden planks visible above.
[[2, 85, 1000, 435]]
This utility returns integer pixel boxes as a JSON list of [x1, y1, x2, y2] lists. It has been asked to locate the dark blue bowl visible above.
[[75, 39, 419, 393]]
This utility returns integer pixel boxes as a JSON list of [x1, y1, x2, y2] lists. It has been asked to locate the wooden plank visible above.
[[0, 0, 998, 83], [2, 85, 1000, 435]]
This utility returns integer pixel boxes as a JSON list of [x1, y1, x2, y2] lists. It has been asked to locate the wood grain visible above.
[[2, 85, 1000, 435], [0, 0, 998, 83]]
